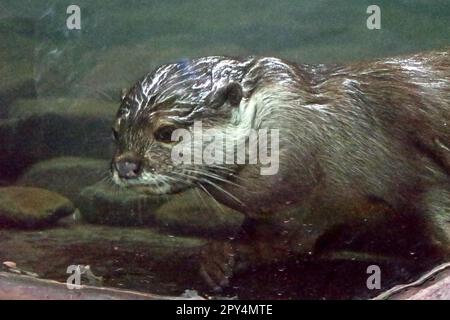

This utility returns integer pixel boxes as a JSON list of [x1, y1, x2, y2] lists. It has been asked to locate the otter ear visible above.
[[213, 82, 243, 108]]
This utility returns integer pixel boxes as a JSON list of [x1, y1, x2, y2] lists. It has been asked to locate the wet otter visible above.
[[111, 50, 450, 290]]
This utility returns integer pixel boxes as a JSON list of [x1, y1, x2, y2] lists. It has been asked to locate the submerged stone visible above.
[[0, 17, 37, 118], [18, 157, 109, 202], [154, 189, 244, 238], [0, 98, 116, 180], [0, 186, 75, 228], [0, 224, 207, 296], [77, 182, 243, 237], [8, 98, 116, 120], [77, 181, 166, 226]]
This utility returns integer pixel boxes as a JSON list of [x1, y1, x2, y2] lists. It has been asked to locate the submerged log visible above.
[[374, 262, 450, 300], [4, 263, 450, 300], [0, 272, 204, 300]]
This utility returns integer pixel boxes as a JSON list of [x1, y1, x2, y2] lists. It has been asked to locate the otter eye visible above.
[[111, 127, 119, 142], [154, 125, 176, 143]]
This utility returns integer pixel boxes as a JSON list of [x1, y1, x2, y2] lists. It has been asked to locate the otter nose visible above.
[[114, 156, 142, 179]]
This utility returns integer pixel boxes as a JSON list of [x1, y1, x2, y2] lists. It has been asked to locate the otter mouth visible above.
[[129, 184, 189, 195], [111, 169, 193, 195]]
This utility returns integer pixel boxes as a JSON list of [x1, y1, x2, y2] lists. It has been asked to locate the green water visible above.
[[2, 0, 449, 99], [0, 0, 449, 299]]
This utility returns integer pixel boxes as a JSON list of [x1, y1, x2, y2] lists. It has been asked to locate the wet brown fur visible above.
[[113, 49, 450, 289]]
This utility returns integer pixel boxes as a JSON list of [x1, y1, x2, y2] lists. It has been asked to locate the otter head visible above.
[[111, 56, 255, 195]]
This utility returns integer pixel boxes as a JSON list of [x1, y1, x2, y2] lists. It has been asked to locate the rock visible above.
[[0, 17, 37, 118], [0, 224, 207, 296], [8, 98, 116, 120], [77, 181, 167, 226], [0, 187, 75, 228], [154, 189, 244, 238], [17, 157, 109, 202], [0, 221, 434, 299], [2, 261, 16, 269], [0, 98, 117, 180], [78, 182, 244, 236], [0, 119, 19, 180], [0, 80, 36, 119]]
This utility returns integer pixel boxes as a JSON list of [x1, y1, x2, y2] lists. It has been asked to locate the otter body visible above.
[[112, 50, 450, 289]]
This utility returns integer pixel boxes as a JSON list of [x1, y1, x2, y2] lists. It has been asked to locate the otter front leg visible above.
[[421, 184, 450, 254], [199, 240, 235, 292], [198, 216, 321, 292]]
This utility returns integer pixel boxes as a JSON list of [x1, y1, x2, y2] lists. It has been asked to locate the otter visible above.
[[111, 50, 450, 291]]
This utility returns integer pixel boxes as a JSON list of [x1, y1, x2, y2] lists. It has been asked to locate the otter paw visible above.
[[199, 241, 235, 292]]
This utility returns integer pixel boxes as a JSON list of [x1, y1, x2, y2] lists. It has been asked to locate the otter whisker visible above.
[[185, 168, 244, 189], [170, 170, 237, 209], [99, 172, 117, 187], [207, 164, 237, 173], [167, 171, 197, 184], [76, 85, 117, 102], [196, 181, 227, 215], [194, 186, 225, 215], [206, 164, 247, 182], [198, 177, 244, 205], [161, 174, 181, 183]]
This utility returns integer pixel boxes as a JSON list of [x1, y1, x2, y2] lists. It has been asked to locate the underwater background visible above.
[[0, 0, 449, 299]]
